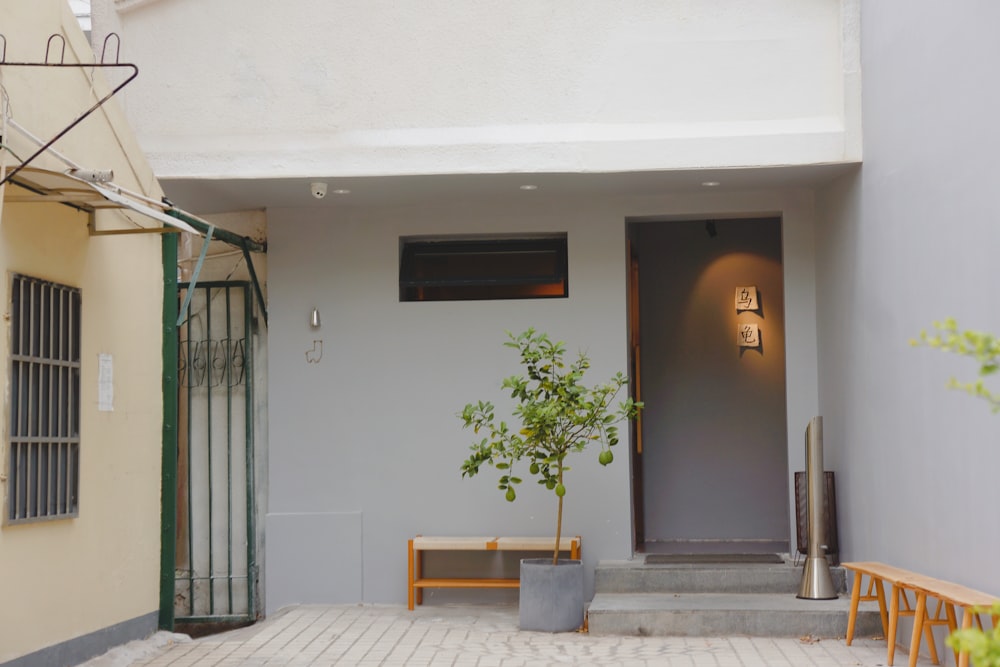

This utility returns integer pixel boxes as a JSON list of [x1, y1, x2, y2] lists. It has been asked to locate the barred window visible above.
[[7, 274, 81, 523]]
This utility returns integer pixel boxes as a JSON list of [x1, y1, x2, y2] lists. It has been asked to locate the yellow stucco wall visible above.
[[0, 205, 163, 662], [0, 1, 165, 662]]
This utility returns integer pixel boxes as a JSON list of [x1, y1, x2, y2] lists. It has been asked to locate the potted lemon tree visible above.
[[460, 328, 642, 632]]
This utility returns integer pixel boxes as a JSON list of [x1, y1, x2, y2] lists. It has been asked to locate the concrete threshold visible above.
[[590, 592, 852, 612], [587, 592, 883, 638]]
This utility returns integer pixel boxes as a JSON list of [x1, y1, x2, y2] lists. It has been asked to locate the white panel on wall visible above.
[[265, 512, 363, 613]]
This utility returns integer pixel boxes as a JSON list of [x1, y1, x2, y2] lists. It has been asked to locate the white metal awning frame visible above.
[[2, 166, 199, 234], [0, 34, 269, 325], [3, 167, 269, 326]]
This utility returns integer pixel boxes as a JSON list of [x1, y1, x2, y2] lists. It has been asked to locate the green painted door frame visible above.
[[160, 233, 179, 630], [159, 211, 266, 629]]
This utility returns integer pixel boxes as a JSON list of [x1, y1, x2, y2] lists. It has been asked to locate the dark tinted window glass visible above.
[[400, 237, 568, 302]]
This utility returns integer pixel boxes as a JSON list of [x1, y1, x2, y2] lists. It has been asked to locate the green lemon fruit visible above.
[[555, 483, 566, 497], [599, 450, 613, 466], [505, 487, 516, 502]]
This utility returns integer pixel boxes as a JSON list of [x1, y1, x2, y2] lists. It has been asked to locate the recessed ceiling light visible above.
[[332, 188, 351, 195], [519, 184, 538, 191], [701, 181, 721, 187]]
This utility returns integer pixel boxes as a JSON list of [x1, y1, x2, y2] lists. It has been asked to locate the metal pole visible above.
[[797, 416, 837, 600], [159, 232, 179, 630]]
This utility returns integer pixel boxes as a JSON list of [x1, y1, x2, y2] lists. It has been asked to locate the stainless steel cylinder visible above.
[[797, 416, 838, 600]]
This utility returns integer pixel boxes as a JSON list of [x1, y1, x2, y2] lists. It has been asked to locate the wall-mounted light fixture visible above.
[[309, 307, 321, 329]]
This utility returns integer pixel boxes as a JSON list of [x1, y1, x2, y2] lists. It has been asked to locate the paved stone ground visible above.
[[83, 603, 935, 667]]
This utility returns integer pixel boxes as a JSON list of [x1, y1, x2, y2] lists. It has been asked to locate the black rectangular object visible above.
[[794, 470, 838, 558]]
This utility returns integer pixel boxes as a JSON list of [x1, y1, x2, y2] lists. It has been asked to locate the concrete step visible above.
[[594, 559, 847, 595], [587, 592, 884, 638]]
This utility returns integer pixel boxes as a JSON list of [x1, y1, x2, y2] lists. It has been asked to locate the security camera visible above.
[[310, 182, 327, 199]]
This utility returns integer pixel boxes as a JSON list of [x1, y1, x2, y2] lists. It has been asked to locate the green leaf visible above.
[[460, 328, 643, 537], [914, 319, 1000, 413]]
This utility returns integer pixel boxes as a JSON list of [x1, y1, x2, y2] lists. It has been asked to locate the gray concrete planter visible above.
[[518, 558, 584, 632]]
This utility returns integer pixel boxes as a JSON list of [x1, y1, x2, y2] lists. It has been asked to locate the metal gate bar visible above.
[[175, 281, 256, 623]]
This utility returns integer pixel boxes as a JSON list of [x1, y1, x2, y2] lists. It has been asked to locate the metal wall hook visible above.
[[45, 34, 66, 65], [0, 53, 139, 187], [101, 33, 122, 65]]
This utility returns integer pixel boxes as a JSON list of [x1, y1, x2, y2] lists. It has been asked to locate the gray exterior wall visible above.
[[817, 2, 1000, 595], [265, 199, 632, 611], [264, 189, 822, 611]]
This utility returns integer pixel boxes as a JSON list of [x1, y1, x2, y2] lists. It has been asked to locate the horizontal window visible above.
[[400, 236, 568, 302]]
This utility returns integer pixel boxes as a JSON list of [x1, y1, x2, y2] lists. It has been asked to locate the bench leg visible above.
[[924, 601, 941, 666], [846, 572, 863, 645], [415, 547, 424, 606], [888, 584, 900, 666], [945, 603, 959, 667], [407, 539, 415, 611], [957, 610, 972, 667], [908, 591, 928, 667], [875, 579, 889, 637]]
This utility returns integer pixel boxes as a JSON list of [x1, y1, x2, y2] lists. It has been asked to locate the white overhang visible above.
[[2, 166, 199, 234]]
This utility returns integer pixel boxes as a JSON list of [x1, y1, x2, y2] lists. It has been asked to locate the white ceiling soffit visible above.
[[3, 167, 198, 234], [159, 163, 859, 215]]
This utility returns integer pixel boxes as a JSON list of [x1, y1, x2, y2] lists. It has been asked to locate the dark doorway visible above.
[[629, 218, 790, 554]]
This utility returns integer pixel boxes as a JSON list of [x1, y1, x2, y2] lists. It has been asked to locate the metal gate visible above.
[[174, 281, 257, 624]]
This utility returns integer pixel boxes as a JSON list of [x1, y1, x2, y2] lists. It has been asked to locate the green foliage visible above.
[[945, 603, 1000, 667], [460, 329, 642, 562], [912, 317, 1000, 412]]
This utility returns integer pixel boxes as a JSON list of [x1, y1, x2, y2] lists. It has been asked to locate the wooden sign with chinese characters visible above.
[[738, 323, 760, 348], [735, 286, 758, 312]]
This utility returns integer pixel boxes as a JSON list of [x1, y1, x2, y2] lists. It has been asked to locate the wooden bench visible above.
[[407, 535, 581, 610], [844, 561, 999, 667], [908, 578, 1000, 667]]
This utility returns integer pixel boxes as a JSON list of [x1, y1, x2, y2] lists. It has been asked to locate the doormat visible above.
[[645, 553, 784, 565]]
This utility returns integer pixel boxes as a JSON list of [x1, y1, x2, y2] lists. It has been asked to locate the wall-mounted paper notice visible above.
[[98, 353, 114, 411]]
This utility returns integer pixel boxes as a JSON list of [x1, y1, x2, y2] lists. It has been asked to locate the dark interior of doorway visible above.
[[627, 217, 790, 557]]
